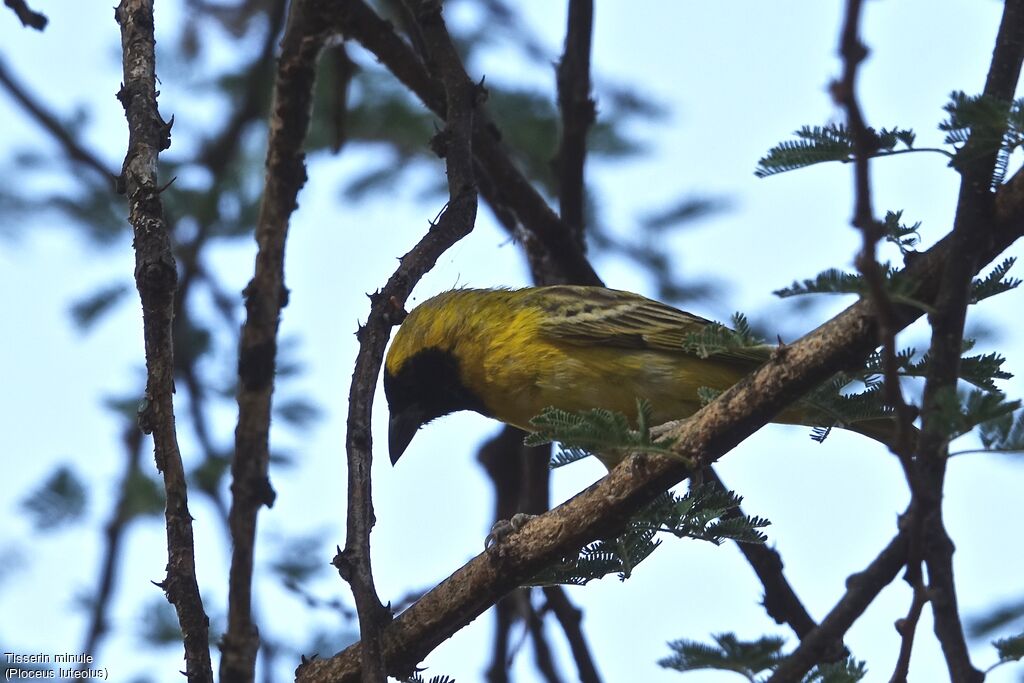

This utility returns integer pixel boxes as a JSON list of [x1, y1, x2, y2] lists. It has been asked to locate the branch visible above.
[[331, 2, 482, 679], [913, 3, 1024, 681], [833, 0, 918, 467], [222, 1, 331, 680], [295, 194, 1024, 680], [524, 603, 563, 683], [114, 1, 212, 681], [197, 0, 289, 173], [3, 0, 46, 29], [541, 587, 602, 683], [554, 0, 595, 250], [0, 54, 116, 182], [79, 423, 144, 660], [767, 527, 909, 682], [334, 0, 600, 284], [703, 468, 844, 661], [889, 571, 928, 683]]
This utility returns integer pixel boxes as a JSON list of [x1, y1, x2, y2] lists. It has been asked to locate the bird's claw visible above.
[[485, 512, 536, 551]]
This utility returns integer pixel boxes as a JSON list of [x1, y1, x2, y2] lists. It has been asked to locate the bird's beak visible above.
[[388, 410, 422, 465]]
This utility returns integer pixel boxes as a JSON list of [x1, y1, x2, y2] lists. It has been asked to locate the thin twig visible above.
[[704, 468, 846, 663], [0, 55, 115, 182], [223, 0, 331, 680], [554, 0, 594, 251], [831, 0, 918, 469], [295, 194, 1024, 681], [115, 0, 212, 680], [3, 0, 46, 29], [889, 571, 928, 683], [767, 528, 909, 682], [79, 423, 144, 661]]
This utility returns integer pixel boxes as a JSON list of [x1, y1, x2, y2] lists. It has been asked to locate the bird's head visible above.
[[383, 292, 489, 464]]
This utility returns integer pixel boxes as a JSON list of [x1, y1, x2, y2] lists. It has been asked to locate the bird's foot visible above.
[[485, 512, 536, 551]]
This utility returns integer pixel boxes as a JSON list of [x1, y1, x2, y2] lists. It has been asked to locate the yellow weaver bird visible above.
[[384, 285, 899, 466]]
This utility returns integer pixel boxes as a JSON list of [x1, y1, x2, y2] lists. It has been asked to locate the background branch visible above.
[[767, 526, 909, 682], [222, 1, 331, 679], [335, 0, 600, 284], [4, 0, 46, 30], [0, 55, 115, 181], [553, 0, 594, 251]]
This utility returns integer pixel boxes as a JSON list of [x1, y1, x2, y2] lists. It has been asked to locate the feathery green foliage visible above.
[[529, 486, 768, 586], [992, 632, 1024, 664], [659, 633, 866, 682], [978, 407, 1024, 453], [20, 464, 87, 531], [882, 210, 921, 255], [970, 258, 1020, 304], [662, 484, 769, 545], [931, 387, 1021, 441], [940, 91, 1024, 185], [755, 124, 920, 178], [679, 312, 764, 359], [401, 674, 457, 683], [659, 633, 786, 678], [772, 265, 925, 309], [528, 398, 684, 467]]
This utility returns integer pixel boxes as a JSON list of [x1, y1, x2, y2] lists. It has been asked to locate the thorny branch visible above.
[[831, 0, 918, 466], [913, 2, 1024, 681], [114, 0, 212, 680], [767, 527, 909, 682], [330, 1, 481, 679], [831, 3, 927, 676], [223, 0, 331, 680]]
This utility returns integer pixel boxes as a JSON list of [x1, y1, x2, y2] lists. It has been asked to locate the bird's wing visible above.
[[531, 286, 772, 365]]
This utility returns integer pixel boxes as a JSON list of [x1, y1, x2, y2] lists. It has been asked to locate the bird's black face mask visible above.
[[383, 347, 488, 464]]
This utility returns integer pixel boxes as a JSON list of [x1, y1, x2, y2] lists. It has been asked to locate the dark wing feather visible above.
[[530, 285, 772, 366]]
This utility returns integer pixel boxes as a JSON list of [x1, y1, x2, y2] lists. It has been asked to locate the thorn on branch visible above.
[[429, 126, 451, 158], [332, 546, 354, 581], [473, 75, 489, 104], [161, 113, 174, 150]]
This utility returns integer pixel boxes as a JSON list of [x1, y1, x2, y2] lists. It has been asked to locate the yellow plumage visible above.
[[383, 285, 896, 465]]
